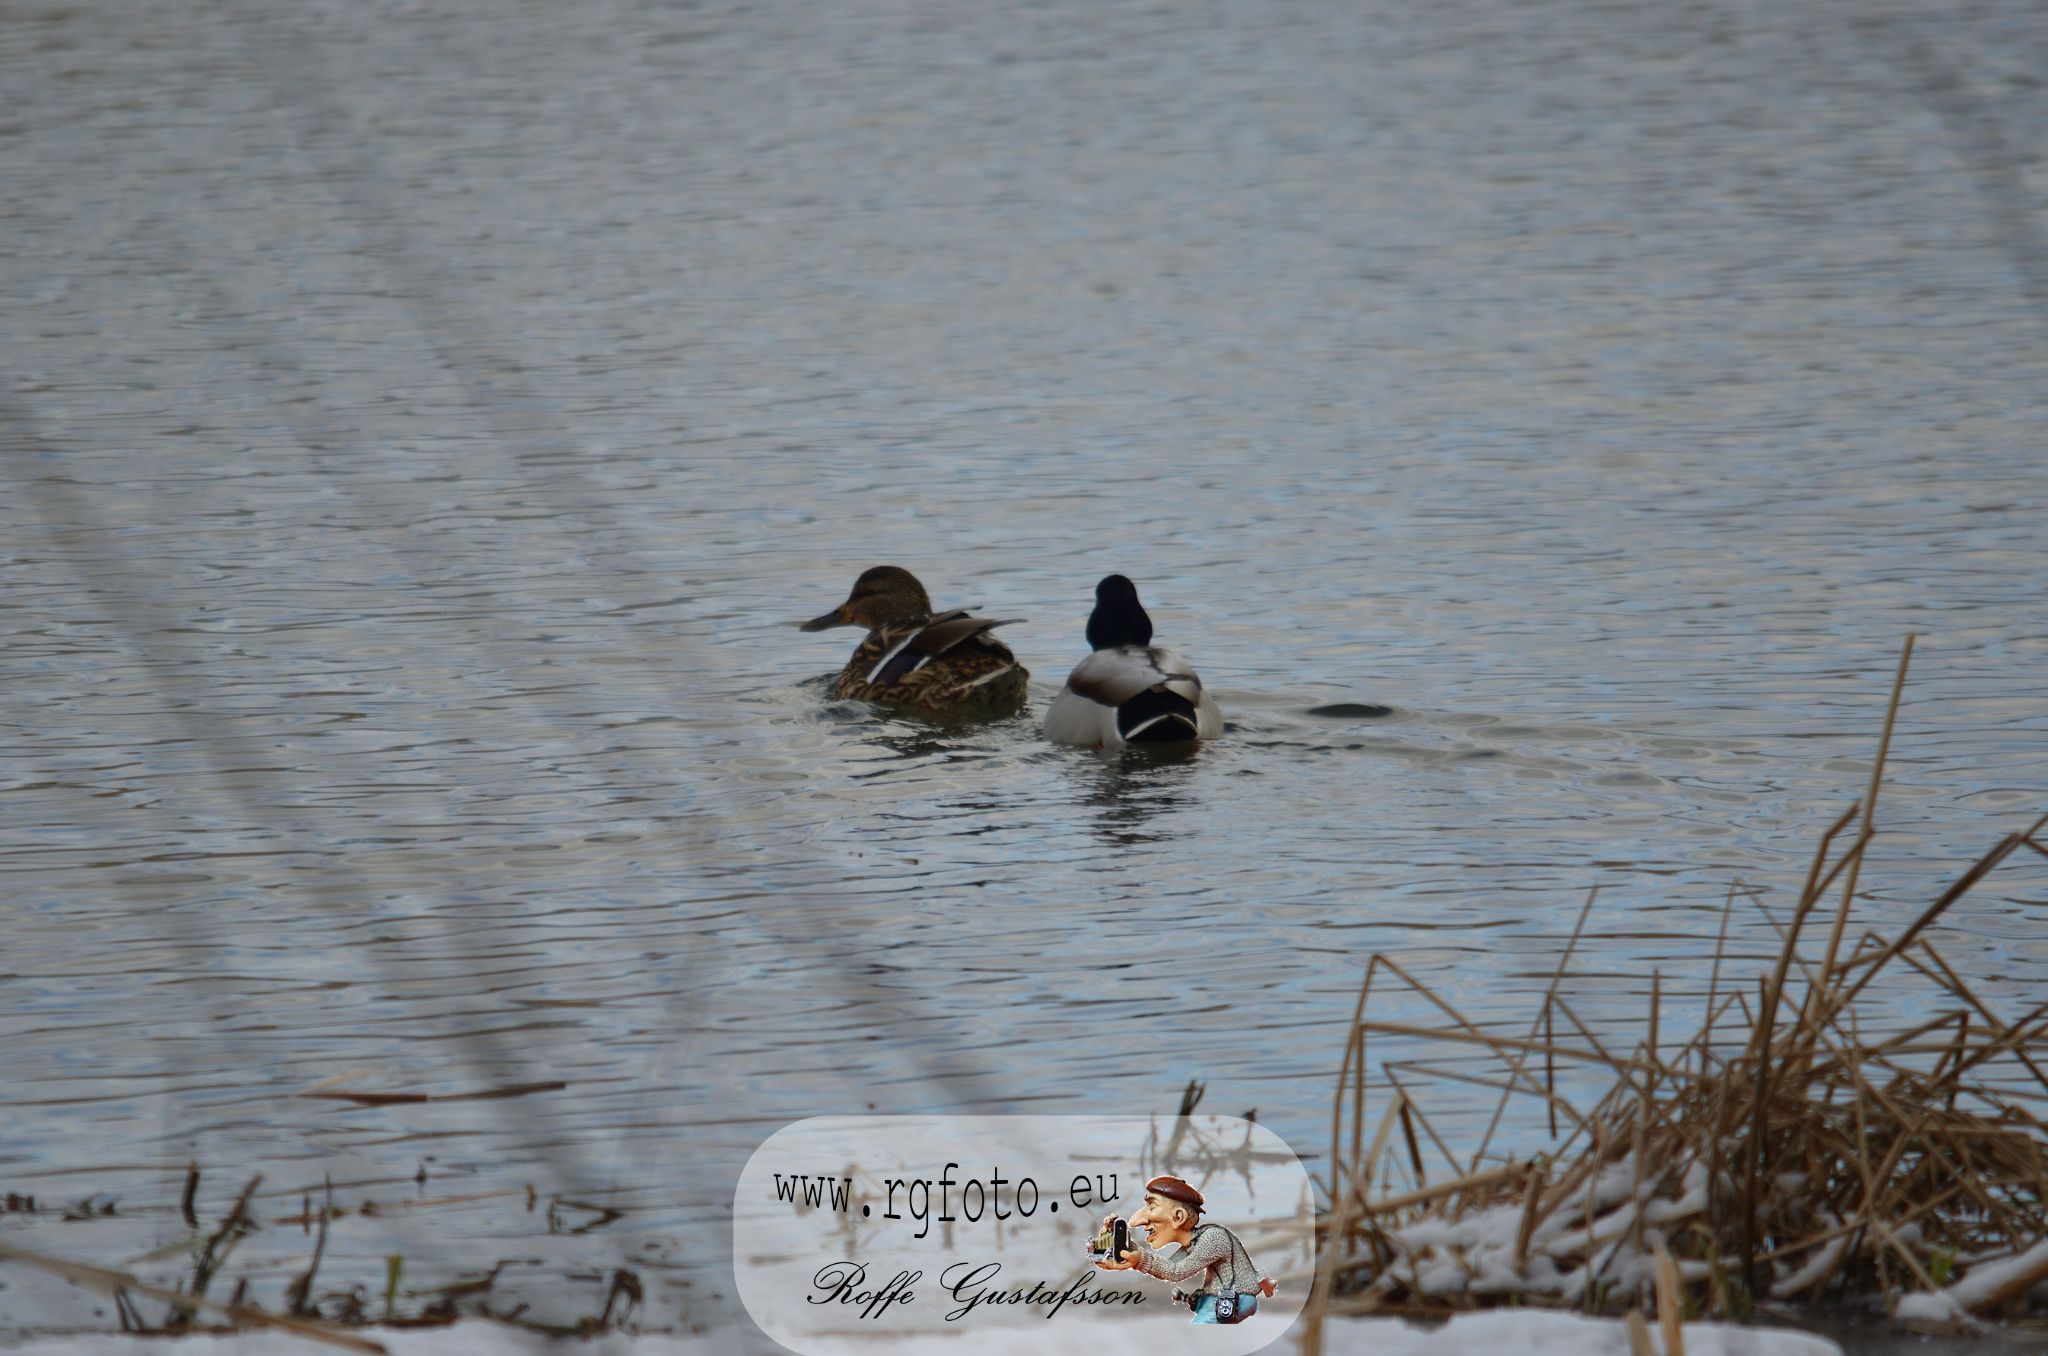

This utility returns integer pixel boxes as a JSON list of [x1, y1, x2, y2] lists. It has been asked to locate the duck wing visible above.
[[1062, 646, 1205, 706], [868, 613, 1022, 687]]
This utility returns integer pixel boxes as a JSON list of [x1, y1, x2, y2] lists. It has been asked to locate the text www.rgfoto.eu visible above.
[[773, 1165, 1120, 1239]]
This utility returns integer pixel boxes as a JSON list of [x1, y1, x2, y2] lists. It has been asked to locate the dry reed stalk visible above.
[[1512, 1162, 1548, 1269], [1471, 888, 1600, 1168], [172, 1173, 262, 1327], [1352, 1164, 1527, 1217], [284, 1176, 334, 1318], [1389, 1062, 1587, 1133], [1813, 634, 1914, 986], [1655, 1243, 1687, 1355], [1329, 957, 1379, 1207], [1400, 1099, 1426, 1186], [179, 1162, 200, 1231], [1383, 1067, 1465, 1169], [1303, 1091, 1404, 1356], [0, 1240, 385, 1354]]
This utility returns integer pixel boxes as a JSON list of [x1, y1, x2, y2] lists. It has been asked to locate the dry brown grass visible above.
[[1304, 639, 2048, 1346]]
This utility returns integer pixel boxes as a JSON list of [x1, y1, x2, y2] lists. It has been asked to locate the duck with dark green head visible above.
[[800, 566, 1030, 717]]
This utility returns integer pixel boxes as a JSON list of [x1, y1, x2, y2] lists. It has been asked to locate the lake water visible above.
[[3, 0, 2046, 1338]]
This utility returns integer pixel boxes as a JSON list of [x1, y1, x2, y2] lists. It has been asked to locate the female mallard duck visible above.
[[1044, 574, 1223, 747], [800, 565, 1030, 717]]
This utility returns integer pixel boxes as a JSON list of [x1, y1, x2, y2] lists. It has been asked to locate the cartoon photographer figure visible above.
[[1092, 1174, 1277, 1325]]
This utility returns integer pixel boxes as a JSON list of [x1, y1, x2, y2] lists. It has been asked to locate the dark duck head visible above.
[[1086, 574, 1154, 651], [801, 565, 935, 633]]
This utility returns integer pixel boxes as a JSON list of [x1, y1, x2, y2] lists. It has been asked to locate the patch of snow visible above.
[[0, 1322, 702, 1356], [1373, 1156, 1729, 1306], [0, 1312, 1847, 1356], [1324, 1310, 1843, 1355], [1896, 1236, 2048, 1327], [1943, 1237, 2048, 1307], [1893, 1291, 1968, 1326], [1643, 1164, 1710, 1225], [1769, 1212, 1843, 1299]]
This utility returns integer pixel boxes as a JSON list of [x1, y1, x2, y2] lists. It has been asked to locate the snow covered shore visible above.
[[0, 1312, 1845, 1355]]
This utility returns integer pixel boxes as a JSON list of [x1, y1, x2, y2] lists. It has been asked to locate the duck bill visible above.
[[799, 603, 854, 632]]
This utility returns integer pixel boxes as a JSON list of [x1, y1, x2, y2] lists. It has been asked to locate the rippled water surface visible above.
[[4, 0, 2047, 1334]]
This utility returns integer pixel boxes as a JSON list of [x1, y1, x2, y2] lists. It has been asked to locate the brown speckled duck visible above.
[[799, 566, 1030, 717]]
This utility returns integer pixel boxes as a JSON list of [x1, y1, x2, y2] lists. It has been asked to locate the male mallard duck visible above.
[[800, 565, 1030, 717], [1044, 574, 1223, 747]]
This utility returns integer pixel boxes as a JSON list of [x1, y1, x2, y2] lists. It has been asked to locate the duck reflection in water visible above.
[[851, 709, 1030, 769], [1073, 743, 1200, 849]]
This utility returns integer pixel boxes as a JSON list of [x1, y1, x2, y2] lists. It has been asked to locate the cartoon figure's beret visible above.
[[1144, 1175, 1204, 1209]]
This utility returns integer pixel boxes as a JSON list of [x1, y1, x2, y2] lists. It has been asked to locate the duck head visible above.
[[1086, 574, 1154, 650], [801, 565, 934, 633]]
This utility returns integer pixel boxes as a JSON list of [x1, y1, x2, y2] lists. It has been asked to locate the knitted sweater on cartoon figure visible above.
[[1129, 1224, 1268, 1296]]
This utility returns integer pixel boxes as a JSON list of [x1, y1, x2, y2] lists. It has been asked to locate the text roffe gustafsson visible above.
[[808, 1261, 1144, 1322]]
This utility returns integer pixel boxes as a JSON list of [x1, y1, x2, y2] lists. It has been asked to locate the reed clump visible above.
[[1305, 640, 2048, 1345], [0, 1169, 646, 1352]]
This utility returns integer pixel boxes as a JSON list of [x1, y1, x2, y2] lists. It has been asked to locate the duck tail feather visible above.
[[1117, 687, 1201, 744]]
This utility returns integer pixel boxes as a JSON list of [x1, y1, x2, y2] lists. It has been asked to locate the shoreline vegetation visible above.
[[0, 1167, 646, 1352], [1304, 638, 2048, 1350]]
